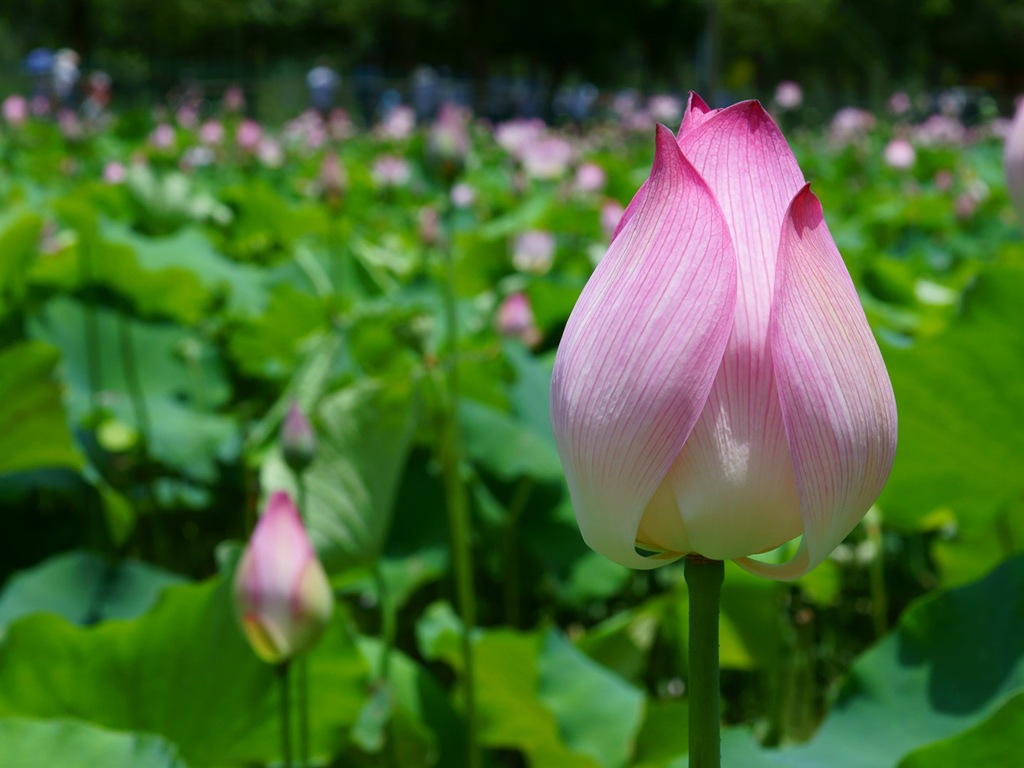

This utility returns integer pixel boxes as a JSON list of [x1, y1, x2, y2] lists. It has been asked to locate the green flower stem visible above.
[[503, 478, 534, 628], [437, 221, 481, 768], [279, 661, 293, 768], [863, 506, 888, 639], [684, 555, 724, 768], [294, 474, 311, 768]]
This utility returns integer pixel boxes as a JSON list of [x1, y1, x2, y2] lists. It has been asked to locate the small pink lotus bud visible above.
[[372, 155, 412, 188], [150, 123, 175, 150], [233, 491, 333, 663], [281, 403, 317, 473], [450, 182, 476, 208], [520, 135, 574, 180]]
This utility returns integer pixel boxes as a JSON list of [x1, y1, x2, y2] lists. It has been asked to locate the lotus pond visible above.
[[0, 93, 1023, 768]]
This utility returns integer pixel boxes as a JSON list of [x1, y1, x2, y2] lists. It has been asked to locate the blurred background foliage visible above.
[[2, 0, 1024, 111]]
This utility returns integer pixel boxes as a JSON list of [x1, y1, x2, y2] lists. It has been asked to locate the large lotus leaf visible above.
[[415, 607, 644, 768], [459, 399, 562, 482], [896, 690, 1024, 767], [260, 377, 417, 572], [102, 223, 269, 317], [0, 576, 368, 768], [0, 341, 83, 476], [0, 550, 184, 630], [0, 209, 44, 316], [712, 554, 1024, 767], [0, 717, 189, 768], [37, 199, 213, 325], [29, 297, 235, 481], [879, 263, 1024, 581]]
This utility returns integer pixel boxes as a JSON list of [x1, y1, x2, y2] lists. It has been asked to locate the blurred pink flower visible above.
[[257, 137, 284, 167], [600, 200, 625, 239], [451, 182, 476, 208], [888, 91, 912, 116], [512, 230, 556, 274], [328, 108, 353, 140], [319, 150, 346, 201], [150, 122, 176, 150], [372, 154, 412, 188], [102, 161, 126, 184], [223, 85, 245, 113], [1005, 98, 1024, 221], [378, 105, 416, 140], [574, 162, 607, 194], [176, 105, 198, 129], [830, 107, 876, 143], [774, 81, 803, 111], [521, 135, 574, 180], [29, 94, 50, 117], [233, 491, 333, 664], [496, 292, 541, 347], [429, 102, 470, 162], [495, 118, 546, 156], [199, 119, 224, 146], [883, 138, 916, 169], [237, 119, 263, 152], [913, 114, 966, 146], [2, 94, 28, 127], [649, 94, 684, 124]]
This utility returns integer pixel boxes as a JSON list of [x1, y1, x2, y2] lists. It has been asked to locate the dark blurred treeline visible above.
[[2, 0, 1024, 100]]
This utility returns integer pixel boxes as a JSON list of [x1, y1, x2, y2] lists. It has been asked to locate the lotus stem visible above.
[[279, 660, 293, 768], [685, 555, 724, 768]]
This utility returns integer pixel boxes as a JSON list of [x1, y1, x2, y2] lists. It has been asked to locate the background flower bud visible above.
[[281, 402, 317, 474]]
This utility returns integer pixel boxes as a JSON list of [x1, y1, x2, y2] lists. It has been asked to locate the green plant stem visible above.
[[437, 219, 481, 768], [373, 565, 395, 684], [864, 506, 888, 639], [117, 314, 152, 447], [685, 555, 724, 768], [293, 472, 310, 768], [503, 478, 534, 628], [279, 661, 293, 768]]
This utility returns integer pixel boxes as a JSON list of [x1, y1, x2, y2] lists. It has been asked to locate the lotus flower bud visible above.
[[319, 150, 347, 206], [233, 491, 333, 663], [496, 292, 541, 347], [550, 93, 897, 580], [1004, 98, 1024, 223], [281, 402, 317, 474]]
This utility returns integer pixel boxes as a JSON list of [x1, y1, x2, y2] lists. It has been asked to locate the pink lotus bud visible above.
[[281, 403, 317, 473], [496, 292, 541, 347], [2, 94, 28, 127], [883, 138, 916, 170], [550, 94, 897, 580], [888, 91, 912, 116], [1004, 98, 1024, 223], [495, 118, 546, 156], [378, 105, 415, 140], [512, 230, 556, 274], [233, 491, 333, 663], [256, 137, 283, 167]]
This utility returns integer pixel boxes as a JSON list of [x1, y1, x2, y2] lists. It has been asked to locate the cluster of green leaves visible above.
[[0, 99, 1022, 768]]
